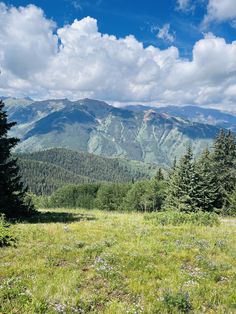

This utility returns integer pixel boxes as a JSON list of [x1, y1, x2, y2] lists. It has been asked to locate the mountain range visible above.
[[4, 97, 236, 166]]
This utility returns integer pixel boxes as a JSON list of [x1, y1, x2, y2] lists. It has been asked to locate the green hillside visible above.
[[17, 148, 158, 194], [6, 98, 220, 166], [18, 158, 91, 195]]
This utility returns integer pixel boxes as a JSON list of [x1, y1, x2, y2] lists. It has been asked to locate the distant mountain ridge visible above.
[[124, 105, 236, 131], [3, 97, 228, 166]]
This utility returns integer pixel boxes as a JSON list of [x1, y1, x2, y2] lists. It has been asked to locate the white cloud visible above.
[[1, 2, 236, 109], [157, 24, 175, 43], [203, 0, 236, 25], [177, 0, 193, 12]]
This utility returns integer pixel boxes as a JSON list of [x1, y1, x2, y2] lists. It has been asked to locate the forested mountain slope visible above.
[[17, 148, 157, 194], [5, 98, 221, 166]]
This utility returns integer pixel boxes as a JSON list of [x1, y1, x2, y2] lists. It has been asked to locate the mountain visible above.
[[4, 97, 222, 166], [17, 148, 157, 194], [124, 105, 236, 132]]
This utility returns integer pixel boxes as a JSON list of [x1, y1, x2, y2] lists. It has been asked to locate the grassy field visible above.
[[0, 209, 236, 313]]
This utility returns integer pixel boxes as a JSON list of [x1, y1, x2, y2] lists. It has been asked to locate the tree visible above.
[[0, 100, 34, 217], [226, 187, 236, 216], [211, 129, 236, 209], [95, 183, 131, 211], [123, 179, 165, 212], [164, 146, 200, 212], [155, 168, 164, 181], [195, 149, 218, 212]]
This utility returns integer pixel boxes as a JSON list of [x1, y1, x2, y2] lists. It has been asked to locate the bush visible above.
[[163, 290, 192, 313], [0, 214, 17, 247], [144, 211, 220, 226]]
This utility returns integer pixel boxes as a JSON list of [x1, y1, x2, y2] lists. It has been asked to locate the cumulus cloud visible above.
[[203, 0, 236, 26], [1, 2, 236, 109], [157, 24, 175, 43]]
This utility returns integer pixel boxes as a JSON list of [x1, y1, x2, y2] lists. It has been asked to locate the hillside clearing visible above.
[[0, 209, 236, 313]]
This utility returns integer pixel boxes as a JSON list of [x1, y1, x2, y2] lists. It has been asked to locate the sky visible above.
[[0, 0, 236, 109]]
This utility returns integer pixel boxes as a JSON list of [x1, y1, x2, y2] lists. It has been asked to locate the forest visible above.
[[29, 130, 236, 217], [17, 148, 157, 194]]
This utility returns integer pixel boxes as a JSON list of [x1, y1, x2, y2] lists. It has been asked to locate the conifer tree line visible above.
[[35, 130, 236, 216], [165, 130, 236, 215], [0, 100, 34, 217]]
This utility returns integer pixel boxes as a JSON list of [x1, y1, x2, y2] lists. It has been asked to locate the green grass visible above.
[[0, 209, 236, 313]]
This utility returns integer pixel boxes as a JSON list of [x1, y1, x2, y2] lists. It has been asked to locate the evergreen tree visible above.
[[0, 100, 34, 217], [226, 187, 236, 216], [164, 157, 180, 211], [164, 146, 199, 212], [195, 149, 218, 212], [155, 168, 164, 181], [211, 130, 236, 208]]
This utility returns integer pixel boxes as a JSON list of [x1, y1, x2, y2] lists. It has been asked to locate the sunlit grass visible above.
[[0, 208, 236, 313]]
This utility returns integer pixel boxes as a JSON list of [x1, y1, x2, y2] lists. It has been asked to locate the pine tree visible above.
[[226, 187, 236, 216], [212, 129, 236, 208], [0, 100, 34, 217], [164, 157, 180, 211], [155, 168, 164, 181], [164, 146, 199, 212], [195, 149, 218, 212]]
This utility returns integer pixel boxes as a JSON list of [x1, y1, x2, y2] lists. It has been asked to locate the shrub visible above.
[[0, 214, 17, 247], [144, 211, 220, 226], [163, 290, 192, 313]]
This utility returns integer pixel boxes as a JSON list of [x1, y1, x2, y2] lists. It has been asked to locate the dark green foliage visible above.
[[195, 149, 218, 212], [164, 146, 200, 212], [226, 188, 236, 216], [211, 130, 236, 209], [123, 179, 166, 212], [17, 148, 157, 194], [144, 211, 220, 226], [18, 158, 90, 195], [155, 168, 165, 181], [49, 184, 101, 209], [0, 100, 34, 217], [164, 136, 236, 214], [15, 128, 236, 215], [163, 290, 192, 313], [95, 183, 131, 211], [0, 214, 16, 247]]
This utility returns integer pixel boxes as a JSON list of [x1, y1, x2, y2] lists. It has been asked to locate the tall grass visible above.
[[0, 209, 235, 313]]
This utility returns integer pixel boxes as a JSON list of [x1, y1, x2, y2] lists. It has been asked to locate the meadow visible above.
[[0, 209, 236, 313]]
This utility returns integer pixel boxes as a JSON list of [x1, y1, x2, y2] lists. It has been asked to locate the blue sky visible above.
[[1, 0, 236, 109], [5, 0, 236, 57]]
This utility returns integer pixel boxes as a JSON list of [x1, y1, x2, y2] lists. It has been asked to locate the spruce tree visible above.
[[164, 147, 199, 212], [0, 100, 34, 217], [195, 149, 218, 212], [164, 157, 180, 211], [155, 168, 164, 181], [227, 187, 236, 216], [212, 130, 236, 208]]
